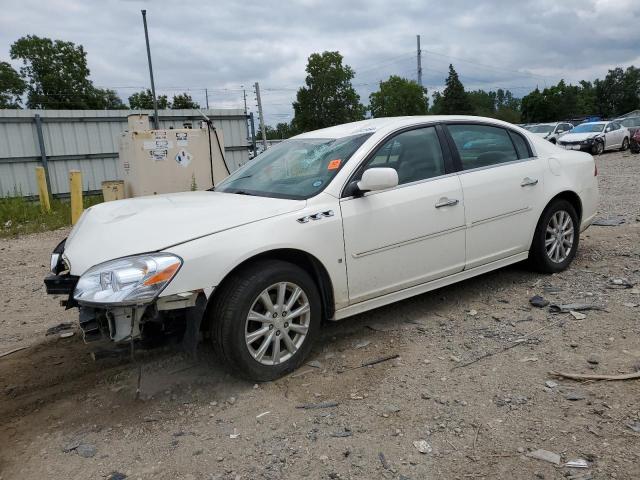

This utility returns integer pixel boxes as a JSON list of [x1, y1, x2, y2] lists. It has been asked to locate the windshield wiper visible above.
[[233, 190, 255, 196]]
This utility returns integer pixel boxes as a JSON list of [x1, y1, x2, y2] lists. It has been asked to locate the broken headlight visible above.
[[73, 253, 182, 306]]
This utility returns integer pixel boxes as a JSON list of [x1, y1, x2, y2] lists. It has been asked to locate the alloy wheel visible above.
[[545, 210, 574, 263], [245, 282, 311, 366], [593, 142, 604, 155]]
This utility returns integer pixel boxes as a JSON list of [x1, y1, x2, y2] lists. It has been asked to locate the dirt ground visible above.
[[1, 150, 639, 480]]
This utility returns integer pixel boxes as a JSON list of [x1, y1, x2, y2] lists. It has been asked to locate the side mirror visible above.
[[357, 167, 399, 193]]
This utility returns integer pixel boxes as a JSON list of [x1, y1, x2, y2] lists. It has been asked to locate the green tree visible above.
[[368, 75, 428, 117], [274, 122, 293, 139], [439, 64, 474, 115], [86, 87, 127, 109], [128, 89, 170, 109], [467, 89, 496, 117], [0, 61, 26, 108], [10, 35, 119, 109], [467, 88, 520, 123], [594, 66, 640, 117], [171, 92, 199, 109], [430, 91, 444, 114], [292, 51, 365, 132], [577, 80, 596, 114]]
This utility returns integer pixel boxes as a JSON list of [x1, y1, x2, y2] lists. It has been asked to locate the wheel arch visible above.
[[203, 248, 335, 331], [548, 190, 582, 222]]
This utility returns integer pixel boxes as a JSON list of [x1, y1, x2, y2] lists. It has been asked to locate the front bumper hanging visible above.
[[44, 273, 78, 295]]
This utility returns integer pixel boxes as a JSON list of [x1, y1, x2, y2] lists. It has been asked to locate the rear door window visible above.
[[447, 124, 520, 170]]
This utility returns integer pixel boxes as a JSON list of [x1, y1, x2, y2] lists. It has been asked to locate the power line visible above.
[[420, 48, 554, 81]]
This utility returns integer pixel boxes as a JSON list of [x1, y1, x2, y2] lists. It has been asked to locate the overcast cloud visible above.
[[1, 0, 639, 125]]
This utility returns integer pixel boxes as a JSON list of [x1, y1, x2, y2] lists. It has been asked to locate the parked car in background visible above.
[[528, 122, 573, 143], [44, 116, 598, 381], [631, 128, 640, 154], [616, 116, 640, 137], [557, 121, 629, 154]]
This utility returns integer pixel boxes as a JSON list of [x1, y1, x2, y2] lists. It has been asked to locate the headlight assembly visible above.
[[73, 253, 182, 306]]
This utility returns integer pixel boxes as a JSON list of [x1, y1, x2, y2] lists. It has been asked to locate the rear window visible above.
[[448, 124, 520, 170]]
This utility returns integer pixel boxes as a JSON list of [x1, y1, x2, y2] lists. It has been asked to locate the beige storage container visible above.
[[101, 180, 125, 201], [118, 114, 229, 198]]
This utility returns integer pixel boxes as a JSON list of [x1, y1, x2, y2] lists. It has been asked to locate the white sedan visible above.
[[45, 116, 599, 381], [528, 122, 574, 143], [557, 121, 630, 154]]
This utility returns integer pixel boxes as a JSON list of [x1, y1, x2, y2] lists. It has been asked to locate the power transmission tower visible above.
[[254, 82, 268, 150], [416, 34, 423, 88]]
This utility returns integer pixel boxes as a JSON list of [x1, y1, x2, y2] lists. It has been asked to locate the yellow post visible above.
[[35, 166, 51, 213], [69, 170, 83, 225]]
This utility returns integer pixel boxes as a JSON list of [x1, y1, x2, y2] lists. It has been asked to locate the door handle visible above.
[[435, 197, 459, 208], [521, 177, 539, 187]]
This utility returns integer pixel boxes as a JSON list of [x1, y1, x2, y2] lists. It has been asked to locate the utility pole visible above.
[[416, 34, 423, 88], [249, 112, 257, 158], [242, 87, 250, 146], [254, 82, 268, 150], [243, 88, 248, 114], [205, 88, 209, 109], [141, 10, 159, 129]]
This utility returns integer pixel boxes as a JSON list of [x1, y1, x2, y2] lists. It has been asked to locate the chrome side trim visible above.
[[352, 224, 466, 258], [297, 210, 334, 223], [470, 207, 531, 227]]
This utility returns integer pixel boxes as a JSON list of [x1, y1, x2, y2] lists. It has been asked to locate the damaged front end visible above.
[[44, 240, 205, 353]]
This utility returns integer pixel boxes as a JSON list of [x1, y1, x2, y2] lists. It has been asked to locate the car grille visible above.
[[559, 141, 581, 146]]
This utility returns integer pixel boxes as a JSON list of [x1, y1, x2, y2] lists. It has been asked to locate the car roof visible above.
[[292, 115, 523, 139]]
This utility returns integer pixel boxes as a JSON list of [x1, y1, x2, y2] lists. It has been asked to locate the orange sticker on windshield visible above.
[[328, 159, 342, 170]]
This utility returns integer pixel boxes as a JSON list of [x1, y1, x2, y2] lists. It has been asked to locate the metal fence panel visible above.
[[0, 109, 250, 196]]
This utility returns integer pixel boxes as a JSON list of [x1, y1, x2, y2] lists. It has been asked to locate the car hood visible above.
[[64, 191, 306, 275], [558, 132, 600, 142]]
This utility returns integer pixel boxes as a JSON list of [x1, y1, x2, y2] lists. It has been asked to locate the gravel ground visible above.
[[1, 150, 639, 480]]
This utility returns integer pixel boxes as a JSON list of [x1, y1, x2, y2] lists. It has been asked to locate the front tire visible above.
[[621, 137, 629, 151], [528, 199, 579, 273], [210, 260, 321, 381], [591, 141, 604, 155]]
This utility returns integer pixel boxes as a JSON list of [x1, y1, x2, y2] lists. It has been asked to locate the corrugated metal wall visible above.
[[0, 109, 250, 197]]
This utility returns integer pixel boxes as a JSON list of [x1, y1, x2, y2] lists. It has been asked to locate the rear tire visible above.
[[528, 199, 579, 273], [209, 260, 321, 381], [621, 137, 629, 151]]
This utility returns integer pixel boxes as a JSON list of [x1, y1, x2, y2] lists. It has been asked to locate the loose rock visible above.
[[526, 449, 561, 465], [76, 443, 97, 458], [413, 440, 432, 454], [565, 391, 586, 401], [529, 295, 549, 308]]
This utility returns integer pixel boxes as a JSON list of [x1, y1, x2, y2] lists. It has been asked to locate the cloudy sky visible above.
[[1, 0, 639, 125]]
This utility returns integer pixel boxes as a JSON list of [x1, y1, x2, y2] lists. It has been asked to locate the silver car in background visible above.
[[528, 122, 574, 144], [557, 121, 630, 155]]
